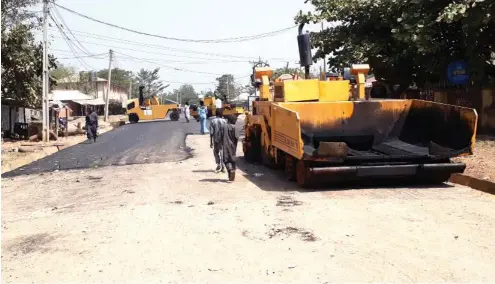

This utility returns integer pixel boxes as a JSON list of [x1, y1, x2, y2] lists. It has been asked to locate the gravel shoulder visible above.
[[2, 135, 495, 283], [454, 135, 495, 182]]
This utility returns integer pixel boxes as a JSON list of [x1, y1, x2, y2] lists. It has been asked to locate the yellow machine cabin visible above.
[[243, 24, 478, 187], [190, 96, 245, 121], [126, 86, 180, 123]]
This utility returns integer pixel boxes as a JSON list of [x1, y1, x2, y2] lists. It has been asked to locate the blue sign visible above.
[[447, 61, 469, 85], [343, 68, 352, 80]]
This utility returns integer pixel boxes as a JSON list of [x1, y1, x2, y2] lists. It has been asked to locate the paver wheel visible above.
[[296, 159, 312, 188], [284, 154, 297, 181], [170, 111, 180, 121], [128, 113, 139, 124]]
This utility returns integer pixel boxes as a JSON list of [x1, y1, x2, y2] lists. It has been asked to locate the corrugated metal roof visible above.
[[77, 98, 106, 105]]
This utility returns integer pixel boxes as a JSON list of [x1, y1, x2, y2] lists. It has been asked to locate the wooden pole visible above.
[[55, 111, 59, 140], [65, 108, 69, 138], [104, 49, 113, 122]]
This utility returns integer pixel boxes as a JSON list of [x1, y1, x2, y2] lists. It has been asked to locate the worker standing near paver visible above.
[[198, 100, 209, 134], [209, 108, 226, 173], [221, 115, 239, 182], [215, 95, 222, 109]]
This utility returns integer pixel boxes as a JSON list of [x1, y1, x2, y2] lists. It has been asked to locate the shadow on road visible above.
[[192, 170, 216, 173], [199, 178, 229, 183]]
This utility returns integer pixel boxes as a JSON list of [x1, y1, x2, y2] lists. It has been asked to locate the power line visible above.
[[52, 2, 296, 43], [115, 51, 242, 76], [49, 12, 95, 70], [51, 48, 252, 84], [52, 6, 94, 56], [57, 53, 107, 59], [53, 49, 256, 65], [53, 49, 239, 64], [47, 35, 262, 63], [47, 35, 248, 62], [46, 27, 297, 62]]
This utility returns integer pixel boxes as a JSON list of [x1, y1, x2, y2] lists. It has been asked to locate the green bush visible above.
[[109, 99, 125, 115]]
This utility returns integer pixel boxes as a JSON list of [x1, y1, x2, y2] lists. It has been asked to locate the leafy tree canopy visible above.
[[295, 0, 495, 90], [51, 64, 76, 80], [214, 74, 239, 102], [1, 0, 58, 107], [135, 68, 168, 98]]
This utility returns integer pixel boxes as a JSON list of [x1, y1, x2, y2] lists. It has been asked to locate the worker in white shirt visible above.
[[215, 96, 222, 109], [184, 101, 190, 123]]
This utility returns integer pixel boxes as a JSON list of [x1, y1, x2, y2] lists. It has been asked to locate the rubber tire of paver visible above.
[[170, 111, 180, 121], [128, 113, 139, 124]]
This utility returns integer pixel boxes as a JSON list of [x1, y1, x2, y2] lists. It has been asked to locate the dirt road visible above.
[[2, 135, 495, 283]]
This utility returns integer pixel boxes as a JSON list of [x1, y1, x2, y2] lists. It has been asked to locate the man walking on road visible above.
[[221, 115, 239, 182], [184, 101, 190, 123], [85, 107, 99, 143], [209, 109, 226, 173]]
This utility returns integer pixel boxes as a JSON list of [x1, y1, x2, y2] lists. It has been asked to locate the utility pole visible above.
[[104, 49, 113, 122], [42, 0, 49, 142]]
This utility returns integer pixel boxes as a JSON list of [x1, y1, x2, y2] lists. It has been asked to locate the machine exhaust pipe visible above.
[[297, 23, 312, 79], [138, 85, 144, 106]]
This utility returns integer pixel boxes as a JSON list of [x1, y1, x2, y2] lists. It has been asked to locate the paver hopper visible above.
[[242, 24, 478, 187]]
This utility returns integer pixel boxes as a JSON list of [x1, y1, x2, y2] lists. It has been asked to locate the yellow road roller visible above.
[[126, 86, 180, 123], [242, 24, 478, 187], [190, 96, 245, 122]]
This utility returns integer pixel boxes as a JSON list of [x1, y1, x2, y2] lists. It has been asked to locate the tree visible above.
[[1, 0, 41, 31], [295, 0, 495, 93], [135, 68, 168, 98], [177, 84, 199, 104], [1, 0, 58, 108], [273, 67, 302, 79], [200, 90, 214, 98], [51, 64, 76, 80], [97, 68, 137, 97], [214, 74, 239, 102], [242, 84, 256, 96], [1, 24, 57, 108]]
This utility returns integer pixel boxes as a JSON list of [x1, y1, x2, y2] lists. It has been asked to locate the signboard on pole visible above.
[[447, 60, 469, 85]]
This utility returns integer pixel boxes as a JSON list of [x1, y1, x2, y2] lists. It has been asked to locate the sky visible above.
[[33, 0, 328, 93]]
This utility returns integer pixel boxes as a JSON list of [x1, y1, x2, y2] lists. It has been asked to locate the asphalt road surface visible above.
[[2, 119, 203, 177]]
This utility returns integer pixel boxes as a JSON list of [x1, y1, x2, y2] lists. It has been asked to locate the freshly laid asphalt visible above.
[[2, 119, 202, 177]]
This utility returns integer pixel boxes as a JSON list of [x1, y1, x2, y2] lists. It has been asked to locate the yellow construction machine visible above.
[[126, 86, 180, 123], [242, 24, 478, 187], [190, 96, 245, 122]]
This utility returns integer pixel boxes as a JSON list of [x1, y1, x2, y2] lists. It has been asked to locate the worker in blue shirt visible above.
[[198, 100, 209, 135]]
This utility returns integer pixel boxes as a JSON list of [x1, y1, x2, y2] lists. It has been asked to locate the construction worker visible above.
[[221, 115, 239, 182], [184, 101, 190, 123], [215, 95, 222, 109], [85, 107, 98, 143], [209, 108, 226, 173], [198, 100, 209, 135]]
